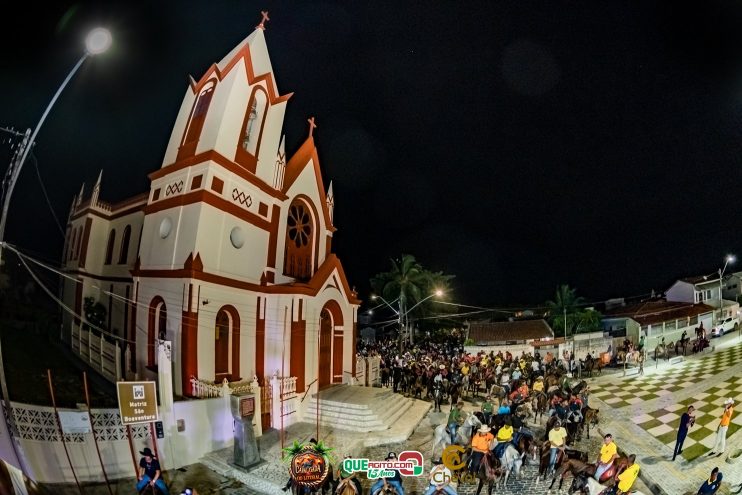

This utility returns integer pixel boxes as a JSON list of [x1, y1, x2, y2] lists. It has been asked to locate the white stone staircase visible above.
[[302, 385, 427, 434]]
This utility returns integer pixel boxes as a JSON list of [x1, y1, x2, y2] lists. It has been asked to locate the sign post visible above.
[[116, 381, 159, 425]]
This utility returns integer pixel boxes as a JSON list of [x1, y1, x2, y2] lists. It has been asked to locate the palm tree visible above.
[[370, 255, 453, 347], [546, 285, 585, 338]]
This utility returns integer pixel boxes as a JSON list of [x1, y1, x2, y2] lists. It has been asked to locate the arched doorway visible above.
[[319, 300, 344, 388], [214, 305, 240, 382], [319, 309, 332, 388]]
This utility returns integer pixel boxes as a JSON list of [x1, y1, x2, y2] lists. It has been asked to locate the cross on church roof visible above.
[[256, 11, 270, 30], [308, 117, 317, 137]]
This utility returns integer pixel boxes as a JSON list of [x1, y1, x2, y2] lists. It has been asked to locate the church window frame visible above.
[[104, 229, 116, 265], [177, 79, 217, 161], [118, 225, 131, 264], [283, 197, 318, 281], [234, 86, 269, 172]]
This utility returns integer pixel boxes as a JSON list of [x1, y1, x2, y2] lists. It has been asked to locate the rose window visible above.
[[287, 204, 311, 248]]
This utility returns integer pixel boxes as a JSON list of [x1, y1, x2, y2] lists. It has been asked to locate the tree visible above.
[[370, 254, 454, 348], [83, 296, 107, 334], [546, 285, 585, 337]]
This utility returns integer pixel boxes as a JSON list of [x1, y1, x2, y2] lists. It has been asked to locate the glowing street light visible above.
[[85, 28, 112, 55]]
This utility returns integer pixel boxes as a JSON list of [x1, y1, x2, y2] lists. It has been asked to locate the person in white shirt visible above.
[[424, 459, 456, 495]]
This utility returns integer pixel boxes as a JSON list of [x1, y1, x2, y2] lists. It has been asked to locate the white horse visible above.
[[431, 413, 482, 459], [496, 443, 524, 489], [571, 475, 647, 495]]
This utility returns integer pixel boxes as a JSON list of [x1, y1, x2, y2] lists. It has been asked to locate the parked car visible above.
[[711, 317, 738, 337]]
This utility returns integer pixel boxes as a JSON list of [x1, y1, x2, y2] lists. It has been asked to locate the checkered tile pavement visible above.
[[589, 343, 742, 408], [631, 375, 742, 461], [587, 343, 742, 463]]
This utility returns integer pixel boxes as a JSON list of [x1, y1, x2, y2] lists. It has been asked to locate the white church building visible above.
[[60, 23, 361, 399]]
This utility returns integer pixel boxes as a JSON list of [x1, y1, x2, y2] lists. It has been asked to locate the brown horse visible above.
[[532, 392, 549, 423], [581, 407, 600, 439], [474, 450, 503, 495], [547, 456, 628, 493]]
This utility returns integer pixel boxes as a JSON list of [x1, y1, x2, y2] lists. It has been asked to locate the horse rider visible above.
[[613, 454, 640, 495], [532, 376, 544, 394], [370, 452, 405, 495], [468, 425, 494, 474], [424, 459, 456, 495], [547, 419, 568, 475], [447, 401, 465, 444], [494, 418, 514, 459], [336, 455, 362, 495], [638, 335, 645, 351], [481, 396, 494, 425], [594, 434, 619, 481], [531, 358, 541, 376]]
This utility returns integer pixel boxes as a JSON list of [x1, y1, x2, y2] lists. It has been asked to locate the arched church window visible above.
[[177, 80, 216, 161], [283, 200, 314, 280], [235, 87, 268, 170], [104, 229, 116, 265], [118, 225, 131, 264], [147, 297, 167, 368]]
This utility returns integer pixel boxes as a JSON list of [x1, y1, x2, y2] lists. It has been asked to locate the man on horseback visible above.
[[481, 396, 494, 425], [547, 419, 568, 476], [468, 426, 494, 474], [594, 434, 618, 481], [370, 452, 404, 495], [494, 418, 514, 459], [447, 401, 465, 445], [336, 455, 362, 495]]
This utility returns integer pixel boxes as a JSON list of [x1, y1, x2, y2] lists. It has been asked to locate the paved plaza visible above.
[[588, 333, 742, 494]]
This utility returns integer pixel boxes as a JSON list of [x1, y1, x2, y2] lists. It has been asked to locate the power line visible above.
[[30, 151, 64, 237]]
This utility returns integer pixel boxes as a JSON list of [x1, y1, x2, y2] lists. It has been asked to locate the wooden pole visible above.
[[281, 305, 287, 455], [317, 315, 320, 442], [125, 425, 139, 477], [82, 372, 113, 495], [46, 370, 83, 494]]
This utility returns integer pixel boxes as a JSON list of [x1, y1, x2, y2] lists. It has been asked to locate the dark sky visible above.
[[3, 1, 742, 307]]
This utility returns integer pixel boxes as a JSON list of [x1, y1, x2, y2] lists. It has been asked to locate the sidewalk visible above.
[[589, 334, 742, 495]]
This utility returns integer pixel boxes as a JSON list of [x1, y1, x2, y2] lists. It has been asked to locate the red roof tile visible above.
[[602, 300, 714, 326], [468, 320, 554, 345]]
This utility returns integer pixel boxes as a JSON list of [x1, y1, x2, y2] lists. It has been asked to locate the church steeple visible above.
[[326, 181, 334, 224], [90, 170, 102, 207]]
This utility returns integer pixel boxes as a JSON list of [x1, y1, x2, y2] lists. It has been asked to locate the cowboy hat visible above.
[[536, 376, 543, 380], [439, 365, 445, 369], [725, 398, 735, 405], [478, 425, 491, 433], [140, 447, 154, 457]]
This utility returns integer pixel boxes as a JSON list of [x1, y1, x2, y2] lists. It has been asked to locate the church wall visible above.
[[254, 98, 287, 186], [135, 278, 187, 394], [197, 66, 242, 160], [162, 89, 196, 167], [139, 204, 200, 269], [194, 195, 270, 282]]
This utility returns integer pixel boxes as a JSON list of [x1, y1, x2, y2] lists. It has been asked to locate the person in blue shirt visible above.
[[370, 452, 405, 495], [673, 405, 695, 461], [697, 467, 722, 495], [136, 448, 169, 495], [497, 399, 511, 415]]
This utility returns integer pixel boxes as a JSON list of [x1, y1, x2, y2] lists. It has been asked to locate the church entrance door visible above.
[[319, 309, 332, 388]]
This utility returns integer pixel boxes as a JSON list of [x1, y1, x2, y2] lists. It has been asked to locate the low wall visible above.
[[9, 397, 235, 484]]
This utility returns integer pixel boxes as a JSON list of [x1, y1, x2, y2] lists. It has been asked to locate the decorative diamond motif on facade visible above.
[[165, 180, 184, 196], [232, 188, 253, 208]]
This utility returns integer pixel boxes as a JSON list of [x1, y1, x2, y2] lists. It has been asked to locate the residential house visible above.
[[666, 274, 740, 323], [602, 299, 715, 350], [466, 319, 554, 355]]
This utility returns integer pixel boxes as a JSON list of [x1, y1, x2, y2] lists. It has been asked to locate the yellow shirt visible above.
[[617, 463, 640, 492], [600, 442, 617, 464], [533, 381, 544, 393], [720, 406, 734, 427], [461, 365, 470, 376], [497, 425, 513, 442], [548, 427, 568, 448], [471, 432, 494, 453]]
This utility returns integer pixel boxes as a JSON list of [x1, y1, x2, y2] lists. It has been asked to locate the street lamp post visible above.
[[0, 27, 111, 471], [371, 290, 443, 348], [716, 254, 735, 326]]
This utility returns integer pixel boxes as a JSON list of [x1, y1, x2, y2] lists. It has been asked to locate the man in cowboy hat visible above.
[[468, 425, 494, 473], [709, 398, 734, 456], [136, 447, 169, 494]]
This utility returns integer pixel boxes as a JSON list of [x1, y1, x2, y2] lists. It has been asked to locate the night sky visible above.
[[3, 1, 742, 308]]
